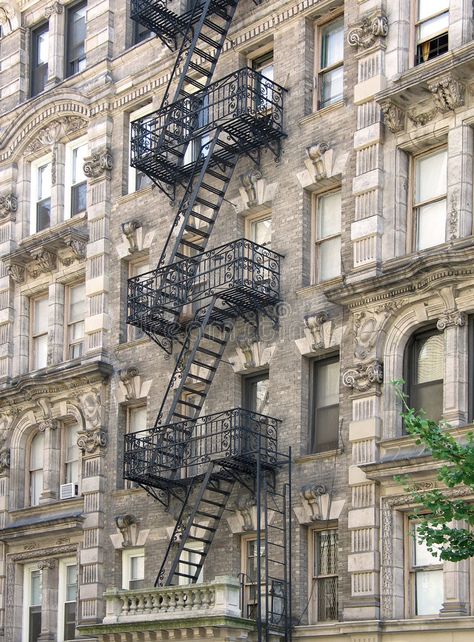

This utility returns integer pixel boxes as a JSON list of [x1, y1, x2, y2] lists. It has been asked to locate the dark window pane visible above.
[[311, 358, 339, 453], [136, 170, 152, 191], [416, 33, 448, 65], [36, 198, 51, 232], [71, 181, 86, 215], [66, 1, 87, 77], [133, 20, 151, 44], [412, 381, 443, 422], [29, 607, 41, 642], [31, 24, 48, 96], [312, 405, 339, 452], [243, 373, 269, 415], [317, 576, 338, 621], [64, 602, 76, 641]]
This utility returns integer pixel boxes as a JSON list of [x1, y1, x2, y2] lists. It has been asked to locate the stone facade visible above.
[[0, 1, 473, 642]]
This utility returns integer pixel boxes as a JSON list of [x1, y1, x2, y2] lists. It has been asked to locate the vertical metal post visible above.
[[256, 426, 262, 642], [264, 472, 269, 642], [288, 447, 292, 642]]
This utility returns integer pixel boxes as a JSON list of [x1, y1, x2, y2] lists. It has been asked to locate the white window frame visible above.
[[315, 13, 344, 111], [63, 423, 80, 487], [128, 104, 154, 194], [57, 557, 77, 642], [65, 282, 85, 360], [30, 153, 53, 235], [22, 563, 42, 642], [415, 0, 449, 65], [407, 520, 444, 617], [245, 211, 272, 248], [128, 258, 150, 341], [30, 294, 48, 371], [241, 534, 265, 619], [64, 137, 88, 220], [309, 527, 338, 623], [312, 189, 342, 284], [122, 548, 145, 590]]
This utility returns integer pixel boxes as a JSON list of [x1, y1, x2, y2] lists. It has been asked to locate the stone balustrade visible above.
[[103, 576, 242, 624]]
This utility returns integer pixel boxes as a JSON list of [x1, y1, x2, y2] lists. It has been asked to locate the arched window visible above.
[[406, 328, 444, 423], [29, 432, 44, 506]]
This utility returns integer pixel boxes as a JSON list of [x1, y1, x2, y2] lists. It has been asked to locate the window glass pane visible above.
[[415, 570, 443, 614], [72, 144, 87, 184], [34, 298, 48, 334], [414, 525, 442, 566], [245, 375, 269, 415], [30, 432, 44, 469], [418, 0, 449, 21], [130, 555, 144, 580], [320, 67, 343, 108], [321, 19, 344, 69], [417, 13, 449, 41], [66, 424, 80, 461], [66, 565, 78, 602], [318, 192, 341, 239], [38, 163, 51, 200], [69, 284, 85, 323], [413, 381, 443, 421], [415, 150, 447, 203], [316, 361, 339, 408], [318, 236, 341, 281], [317, 531, 338, 575], [30, 570, 42, 605], [417, 199, 447, 250], [33, 335, 48, 369], [36, 199, 51, 232], [313, 405, 339, 452], [36, 29, 49, 64], [251, 217, 272, 247], [67, 2, 87, 74], [129, 406, 147, 433], [417, 334, 444, 383]]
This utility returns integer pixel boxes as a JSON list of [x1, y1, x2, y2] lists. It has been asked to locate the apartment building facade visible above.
[[0, 1, 472, 642]]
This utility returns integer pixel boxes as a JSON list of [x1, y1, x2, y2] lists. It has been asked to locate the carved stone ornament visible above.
[[29, 248, 57, 276], [0, 4, 18, 36], [25, 117, 87, 155], [448, 192, 458, 241], [347, 12, 389, 50], [240, 169, 262, 207], [301, 483, 327, 521], [115, 514, 137, 548], [119, 367, 140, 401], [407, 108, 437, 127], [77, 429, 107, 454], [436, 310, 467, 331], [428, 75, 465, 113], [80, 390, 101, 430], [342, 360, 383, 392], [83, 148, 113, 179], [380, 101, 405, 134], [7, 263, 25, 284], [236, 336, 256, 369], [38, 418, 59, 432], [37, 559, 56, 571], [121, 220, 142, 254], [44, 1, 63, 17], [306, 143, 330, 181], [235, 495, 256, 531], [0, 440, 10, 475], [304, 312, 328, 351], [0, 193, 18, 221], [67, 238, 86, 261]]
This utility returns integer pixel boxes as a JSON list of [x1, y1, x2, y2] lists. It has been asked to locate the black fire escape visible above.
[[124, 3, 291, 642]]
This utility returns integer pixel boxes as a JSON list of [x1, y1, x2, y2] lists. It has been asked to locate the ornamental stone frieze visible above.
[[437, 310, 467, 331], [37, 559, 56, 570], [342, 360, 383, 392], [83, 147, 113, 180], [380, 101, 405, 134], [428, 74, 465, 113], [0, 193, 17, 221], [347, 11, 389, 50], [25, 117, 87, 155], [6, 262, 25, 284], [28, 248, 57, 277]]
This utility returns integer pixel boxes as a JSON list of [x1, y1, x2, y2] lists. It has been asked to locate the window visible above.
[[65, 140, 87, 217], [29, 432, 44, 506], [241, 536, 265, 619], [243, 372, 269, 415], [58, 560, 77, 642], [128, 259, 149, 340], [409, 523, 443, 615], [311, 529, 338, 622], [64, 424, 80, 485], [413, 148, 447, 251], [31, 23, 49, 96], [23, 565, 42, 642], [66, 1, 87, 77], [247, 213, 272, 248], [406, 328, 444, 423], [31, 296, 48, 370], [313, 190, 341, 283], [317, 17, 344, 109], [133, 18, 152, 45], [122, 549, 145, 590], [415, 0, 449, 65], [252, 50, 274, 110], [30, 157, 52, 234], [66, 283, 85, 359], [128, 106, 154, 193], [126, 405, 147, 488], [182, 95, 210, 166], [310, 357, 339, 453]]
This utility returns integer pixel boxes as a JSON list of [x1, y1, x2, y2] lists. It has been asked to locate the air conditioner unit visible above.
[[60, 483, 78, 500]]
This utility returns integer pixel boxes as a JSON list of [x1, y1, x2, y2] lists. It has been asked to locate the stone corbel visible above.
[[83, 147, 113, 180], [229, 337, 275, 373], [77, 429, 107, 454], [342, 360, 383, 392], [0, 4, 19, 35], [226, 495, 275, 534], [28, 248, 57, 276], [294, 483, 345, 525], [115, 514, 138, 548], [380, 101, 405, 134], [428, 74, 465, 113], [347, 11, 389, 50], [0, 193, 17, 221], [305, 143, 332, 181], [119, 367, 140, 401], [121, 220, 142, 254], [44, 1, 63, 17], [240, 169, 262, 208], [304, 312, 329, 351], [38, 418, 59, 432], [437, 311, 467, 331], [6, 262, 25, 284], [296, 312, 338, 356], [0, 446, 10, 476]]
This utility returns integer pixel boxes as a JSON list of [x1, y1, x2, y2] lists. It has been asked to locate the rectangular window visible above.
[[252, 50, 274, 110], [65, 140, 87, 217], [311, 530, 338, 622], [125, 405, 147, 488], [415, 0, 449, 65], [31, 296, 48, 370], [128, 259, 150, 341], [66, 1, 87, 77], [241, 536, 265, 619], [407, 328, 444, 423], [413, 148, 447, 250], [314, 190, 341, 283], [317, 17, 344, 109], [128, 106, 154, 193], [30, 158, 52, 234], [133, 18, 151, 45], [409, 523, 443, 615], [243, 371, 269, 415], [122, 549, 145, 590], [58, 560, 77, 642], [67, 283, 85, 359], [247, 213, 272, 248], [23, 566, 42, 642], [310, 357, 339, 453], [31, 23, 49, 96], [64, 424, 80, 485], [29, 432, 44, 507]]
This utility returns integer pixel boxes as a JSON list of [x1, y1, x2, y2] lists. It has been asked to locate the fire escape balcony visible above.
[[130, 67, 286, 188], [123, 408, 280, 490], [127, 238, 282, 341]]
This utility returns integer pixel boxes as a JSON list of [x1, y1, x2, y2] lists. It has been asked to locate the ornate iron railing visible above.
[[124, 408, 280, 485], [127, 238, 282, 336], [131, 67, 286, 170]]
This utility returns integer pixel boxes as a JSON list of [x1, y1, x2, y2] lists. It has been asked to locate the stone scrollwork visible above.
[[428, 74, 465, 113], [83, 148, 113, 179], [6, 263, 25, 284], [347, 12, 389, 50], [436, 310, 467, 331], [38, 418, 59, 432], [119, 367, 140, 401], [306, 143, 330, 181], [0, 4, 19, 36], [77, 429, 107, 454], [44, 1, 63, 17], [115, 514, 137, 548], [304, 312, 328, 351], [121, 220, 142, 254], [37, 559, 56, 570], [407, 108, 437, 127], [25, 117, 87, 155], [29, 248, 57, 276], [0, 193, 18, 221], [380, 101, 405, 134], [301, 483, 327, 521], [342, 360, 383, 392]]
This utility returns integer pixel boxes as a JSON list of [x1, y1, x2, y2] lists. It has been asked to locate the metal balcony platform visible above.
[[127, 238, 282, 341], [130, 68, 286, 189], [123, 407, 280, 491]]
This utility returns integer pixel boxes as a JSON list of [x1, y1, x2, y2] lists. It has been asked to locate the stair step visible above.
[[173, 412, 191, 421], [175, 572, 197, 579], [195, 196, 219, 210], [196, 346, 221, 358], [186, 372, 212, 384], [196, 510, 221, 519], [192, 359, 217, 372], [188, 61, 213, 77], [184, 224, 210, 237], [200, 182, 225, 196], [203, 18, 227, 35], [178, 559, 202, 568], [182, 386, 207, 396], [187, 535, 212, 544], [193, 47, 217, 64], [178, 399, 201, 410], [181, 238, 206, 252], [202, 333, 227, 345], [184, 75, 207, 91], [190, 210, 214, 224], [190, 522, 217, 532], [205, 168, 229, 182], [182, 546, 206, 555], [175, 251, 188, 260], [198, 32, 220, 48], [200, 497, 226, 507]]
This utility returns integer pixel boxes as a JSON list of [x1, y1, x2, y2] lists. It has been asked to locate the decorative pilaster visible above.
[[37, 559, 58, 642], [45, 2, 65, 86], [441, 522, 469, 616], [38, 418, 60, 502], [437, 310, 468, 425]]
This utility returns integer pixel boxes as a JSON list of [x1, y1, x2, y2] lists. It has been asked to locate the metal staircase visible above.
[[125, 3, 291, 642]]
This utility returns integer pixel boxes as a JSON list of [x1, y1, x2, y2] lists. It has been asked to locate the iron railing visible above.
[[131, 67, 286, 173], [124, 408, 280, 485], [127, 238, 282, 336]]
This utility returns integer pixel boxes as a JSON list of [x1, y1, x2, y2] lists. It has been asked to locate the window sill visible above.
[[20, 212, 87, 245], [299, 100, 344, 127], [115, 337, 149, 352], [295, 449, 342, 463], [116, 185, 154, 206]]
